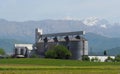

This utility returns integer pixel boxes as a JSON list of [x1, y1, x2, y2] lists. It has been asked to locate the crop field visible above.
[[0, 58, 120, 74]]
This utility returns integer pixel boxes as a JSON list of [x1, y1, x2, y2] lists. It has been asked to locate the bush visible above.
[[82, 55, 90, 61], [91, 57, 100, 62], [45, 45, 72, 59], [45, 49, 57, 58], [30, 54, 39, 58], [0, 48, 5, 55], [105, 56, 114, 62], [115, 55, 120, 62]]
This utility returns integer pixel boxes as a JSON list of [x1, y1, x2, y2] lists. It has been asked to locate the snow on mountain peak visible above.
[[83, 17, 99, 26]]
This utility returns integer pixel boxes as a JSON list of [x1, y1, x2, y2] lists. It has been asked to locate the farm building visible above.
[[89, 56, 115, 62], [13, 28, 116, 61], [14, 44, 33, 58], [34, 28, 88, 60]]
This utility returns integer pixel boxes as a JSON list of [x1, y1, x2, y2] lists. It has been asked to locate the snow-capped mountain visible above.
[[83, 17, 111, 29], [83, 17, 99, 26], [0, 17, 120, 42]]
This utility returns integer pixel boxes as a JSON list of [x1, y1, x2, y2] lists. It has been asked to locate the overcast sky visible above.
[[0, 0, 120, 22]]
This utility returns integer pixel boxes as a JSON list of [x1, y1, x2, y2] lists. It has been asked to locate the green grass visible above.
[[0, 70, 119, 74], [0, 58, 120, 74], [0, 58, 120, 66]]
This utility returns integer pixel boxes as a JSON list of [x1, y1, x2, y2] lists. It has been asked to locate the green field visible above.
[[0, 58, 120, 74]]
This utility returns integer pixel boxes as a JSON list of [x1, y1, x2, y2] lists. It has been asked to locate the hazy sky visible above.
[[0, 0, 120, 22]]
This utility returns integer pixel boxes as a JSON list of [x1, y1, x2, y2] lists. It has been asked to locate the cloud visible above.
[[100, 24, 107, 28]]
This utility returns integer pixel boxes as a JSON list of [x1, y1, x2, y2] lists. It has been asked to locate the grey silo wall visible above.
[[59, 41, 82, 60], [36, 39, 88, 60]]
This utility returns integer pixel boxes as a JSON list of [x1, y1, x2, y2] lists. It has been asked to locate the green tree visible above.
[[0, 48, 5, 55], [45, 49, 57, 58], [105, 56, 114, 62], [82, 55, 90, 61], [115, 55, 120, 62], [30, 54, 39, 58], [91, 57, 100, 62], [104, 50, 107, 56], [45, 45, 72, 59]]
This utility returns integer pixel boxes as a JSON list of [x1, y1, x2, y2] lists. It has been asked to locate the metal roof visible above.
[[41, 31, 85, 37]]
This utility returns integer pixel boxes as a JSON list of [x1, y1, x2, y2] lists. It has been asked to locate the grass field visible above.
[[0, 58, 120, 74]]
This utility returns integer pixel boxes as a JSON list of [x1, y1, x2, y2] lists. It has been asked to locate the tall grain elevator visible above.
[[35, 28, 88, 60]]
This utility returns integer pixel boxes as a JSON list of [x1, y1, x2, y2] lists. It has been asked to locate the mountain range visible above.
[[0, 17, 120, 55], [85, 33, 120, 55], [0, 39, 29, 54]]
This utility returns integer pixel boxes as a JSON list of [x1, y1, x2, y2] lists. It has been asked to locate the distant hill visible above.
[[107, 47, 120, 56], [85, 33, 120, 55], [0, 39, 29, 54]]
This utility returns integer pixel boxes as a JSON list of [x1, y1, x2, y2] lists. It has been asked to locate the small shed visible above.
[[89, 56, 115, 62], [14, 44, 33, 58]]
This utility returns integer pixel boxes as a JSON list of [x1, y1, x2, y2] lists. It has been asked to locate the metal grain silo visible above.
[[69, 40, 82, 60]]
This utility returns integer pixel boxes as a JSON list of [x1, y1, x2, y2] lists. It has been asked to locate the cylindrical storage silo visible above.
[[84, 41, 88, 55], [59, 40, 82, 60], [69, 41, 82, 60]]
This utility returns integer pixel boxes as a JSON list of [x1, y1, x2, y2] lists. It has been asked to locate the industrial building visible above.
[[34, 28, 88, 60], [14, 44, 33, 58], [89, 56, 115, 62], [13, 28, 116, 61]]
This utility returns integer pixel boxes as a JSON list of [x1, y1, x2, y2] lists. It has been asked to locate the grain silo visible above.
[[35, 28, 88, 60]]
